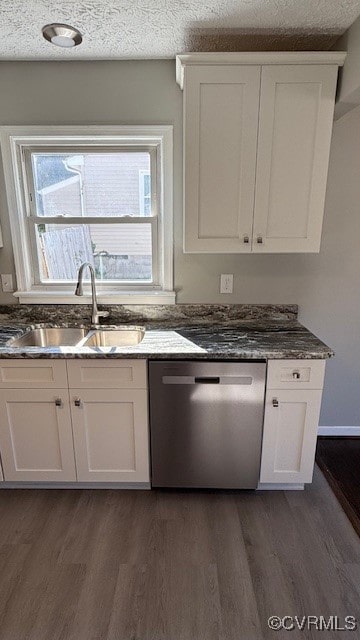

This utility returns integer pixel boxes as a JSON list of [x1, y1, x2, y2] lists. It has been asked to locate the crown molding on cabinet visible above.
[[176, 51, 347, 89]]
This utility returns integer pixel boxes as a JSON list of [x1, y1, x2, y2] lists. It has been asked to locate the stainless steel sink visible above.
[[8, 327, 88, 347], [84, 327, 145, 347], [8, 325, 146, 348]]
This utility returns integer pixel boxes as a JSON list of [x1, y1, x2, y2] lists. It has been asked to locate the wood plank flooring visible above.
[[0, 467, 359, 640], [316, 437, 360, 537]]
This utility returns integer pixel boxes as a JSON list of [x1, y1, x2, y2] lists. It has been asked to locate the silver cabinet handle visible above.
[[293, 371, 300, 379], [243, 235, 250, 244], [74, 398, 81, 407], [257, 236, 263, 244], [55, 398, 62, 407], [272, 398, 279, 408]]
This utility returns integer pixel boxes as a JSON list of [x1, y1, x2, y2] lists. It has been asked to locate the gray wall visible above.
[[0, 60, 358, 427], [334, 16, 360, 119]]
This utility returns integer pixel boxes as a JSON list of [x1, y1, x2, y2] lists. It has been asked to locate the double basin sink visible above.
[[8, 326, 145, 348]]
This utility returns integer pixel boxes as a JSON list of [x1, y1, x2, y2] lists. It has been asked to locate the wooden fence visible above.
[[40, 226, 94, 279], [39, 224, 152, 281]]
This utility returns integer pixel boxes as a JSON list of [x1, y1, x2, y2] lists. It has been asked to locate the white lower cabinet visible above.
[[260, 359, 325, 485], [0, 359, 149, 485], [0, 357, 325, 488], [0, 389, 76, 482], [70, 389, 149, 483], [260, 389, 323, 484]]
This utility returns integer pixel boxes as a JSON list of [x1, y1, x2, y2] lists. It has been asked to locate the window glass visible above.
[[141, 172, 151, 216], [31, 152, 152, 217], [35, 223, 152, 282]]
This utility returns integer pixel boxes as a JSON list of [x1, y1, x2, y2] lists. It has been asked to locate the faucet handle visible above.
[[98, 310, 110, 319]]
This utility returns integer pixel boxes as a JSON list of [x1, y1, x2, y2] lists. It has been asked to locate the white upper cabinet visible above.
[[183, 65, 260, 252], [253, 65, 339, 252], [177, 53, 346, 254]]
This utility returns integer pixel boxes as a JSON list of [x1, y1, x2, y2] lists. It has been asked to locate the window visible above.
[[1, 126, 174, 304], [29, 151, 154, 283]]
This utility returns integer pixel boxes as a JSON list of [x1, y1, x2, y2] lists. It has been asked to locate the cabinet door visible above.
[[184, 65, 261, 253], [260, 389, 322, 484], [253, 65, 338, 253], [0, 389, 76, 482], [70, 389, 149, 483]]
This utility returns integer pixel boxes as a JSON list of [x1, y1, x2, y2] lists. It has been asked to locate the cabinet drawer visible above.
[[67, 359, 147, 389], [267, 359, 325, 390], [0, 360, 68, 389]]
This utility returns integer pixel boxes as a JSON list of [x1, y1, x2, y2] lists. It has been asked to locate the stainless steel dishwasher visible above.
[[149, 360, 266, 489]]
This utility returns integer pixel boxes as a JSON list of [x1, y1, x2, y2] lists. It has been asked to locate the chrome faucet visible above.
[[75, 262, 109, 325]]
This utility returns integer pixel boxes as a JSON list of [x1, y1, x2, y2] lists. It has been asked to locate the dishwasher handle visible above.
[[194, 376, 220, 384], [162, 375, 253, 385]]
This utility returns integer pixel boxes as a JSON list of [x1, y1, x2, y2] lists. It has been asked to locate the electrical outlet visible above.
[[1, 274, 14, 293], [220, 274, 233, 294]]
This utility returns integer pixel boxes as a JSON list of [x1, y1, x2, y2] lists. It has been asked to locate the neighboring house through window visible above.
[[139, 170, 151, 217], [0, 126, 174, 304]]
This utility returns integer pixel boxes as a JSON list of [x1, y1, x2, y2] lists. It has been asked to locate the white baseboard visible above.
[[257, 483, 304, 491], [318, 426, 360, 436]]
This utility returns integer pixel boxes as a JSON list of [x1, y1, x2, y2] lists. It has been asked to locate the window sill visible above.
[[14, 290, 176, 305]]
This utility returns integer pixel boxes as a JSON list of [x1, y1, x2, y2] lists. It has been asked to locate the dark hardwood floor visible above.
[[0, 467, 359, 640], [316, 437, 360, 538]]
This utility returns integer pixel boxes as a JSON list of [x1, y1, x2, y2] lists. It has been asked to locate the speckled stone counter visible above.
[[0, 304, 333, 360]]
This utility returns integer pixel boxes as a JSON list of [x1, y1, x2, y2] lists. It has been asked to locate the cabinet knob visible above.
[[55, 398, 62, 407], [272, 398, 279, 408], [256, 236, 263, 244], [74, 398, 81, 407], [243, 235, 250, 244], [293, 371, 301, 379]]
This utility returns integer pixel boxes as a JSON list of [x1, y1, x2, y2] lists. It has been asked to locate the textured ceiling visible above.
[[0, 0, 359, 59]]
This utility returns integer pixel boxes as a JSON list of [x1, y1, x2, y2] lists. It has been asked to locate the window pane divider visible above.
[[29, 216, 156, 225]]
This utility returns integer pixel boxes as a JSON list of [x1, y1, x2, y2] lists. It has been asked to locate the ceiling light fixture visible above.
[[42, 23, 83, 48]]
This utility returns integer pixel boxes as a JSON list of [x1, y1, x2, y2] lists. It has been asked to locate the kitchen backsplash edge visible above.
[[0, 303, 298, 327]]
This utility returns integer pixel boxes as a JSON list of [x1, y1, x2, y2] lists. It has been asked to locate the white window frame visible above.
[[0, 125, 174, 305]]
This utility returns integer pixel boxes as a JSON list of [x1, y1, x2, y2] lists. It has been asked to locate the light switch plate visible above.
[[1, 274, 14, 292], [220, 274, 233, 294]]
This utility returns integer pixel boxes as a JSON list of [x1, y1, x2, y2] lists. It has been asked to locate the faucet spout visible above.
[[75, 262, 109, 325]]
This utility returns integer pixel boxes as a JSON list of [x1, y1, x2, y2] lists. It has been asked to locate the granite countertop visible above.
[[0, 304, 334, 360]]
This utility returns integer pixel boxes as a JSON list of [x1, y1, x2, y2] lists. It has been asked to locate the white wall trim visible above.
[[14, 289, 176, 305], [318, 426, 360, 436]]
